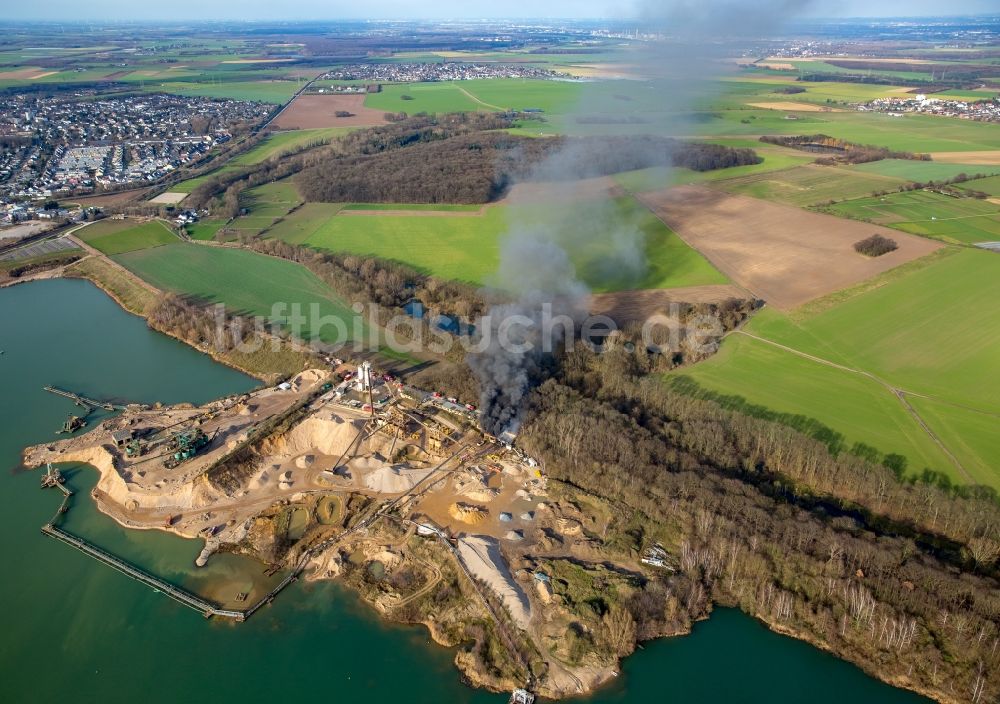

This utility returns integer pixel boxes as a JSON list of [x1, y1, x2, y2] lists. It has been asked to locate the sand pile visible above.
[[37, 444, 199, 511], [536, 580, 553, 604], [364, 465, 433, 493], [291, 369, 325, 391], [460, 486, 499, 502], [295, 454, 315, 469], [456, 536, 531, 628], [349, 456, 381, 473], [269, 415, 362, 458], [449, 503, 489, 525]]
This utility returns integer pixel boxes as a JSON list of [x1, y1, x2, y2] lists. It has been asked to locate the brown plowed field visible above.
[[638, 185, 943, 310], [928, 151, 1000, 165], [747, 101, 841, 112], [589, 284, 752, 323], [272, 94, 388, 129], [70, 188, 151, 207]]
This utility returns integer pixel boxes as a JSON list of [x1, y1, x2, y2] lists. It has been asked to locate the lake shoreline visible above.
[[3, 278, 939, 704]]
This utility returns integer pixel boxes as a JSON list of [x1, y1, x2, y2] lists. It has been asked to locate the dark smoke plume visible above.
[[469, 0, 815, 437]]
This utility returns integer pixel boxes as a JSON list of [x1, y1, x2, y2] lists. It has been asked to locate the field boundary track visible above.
[[456, 85, 506, 111], [727, 329, 973, 482]]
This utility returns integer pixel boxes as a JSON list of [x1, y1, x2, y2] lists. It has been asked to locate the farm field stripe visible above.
[[728, 329, 972, 482], [456, 85, 506, 111]]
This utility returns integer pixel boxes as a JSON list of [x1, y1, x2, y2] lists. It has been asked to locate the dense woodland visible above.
[[409, 317, 1000, 701], [184, 114, 761, 211], [510, 337, 1000, 704], [296, 124, 762, 204]]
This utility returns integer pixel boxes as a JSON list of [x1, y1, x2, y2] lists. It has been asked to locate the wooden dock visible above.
[[43, 386, 126, 411], [39, 472, 247, 621], [40, 523, 245, 620]]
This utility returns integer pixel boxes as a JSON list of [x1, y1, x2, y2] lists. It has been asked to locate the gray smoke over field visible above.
[[469, 0, 815, 437]]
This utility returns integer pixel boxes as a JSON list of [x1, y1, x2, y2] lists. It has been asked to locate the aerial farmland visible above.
[[3, 14, 1000, 704]]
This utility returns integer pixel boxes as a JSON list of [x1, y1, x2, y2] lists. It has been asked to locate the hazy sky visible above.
[[2, 0, 997, 21]]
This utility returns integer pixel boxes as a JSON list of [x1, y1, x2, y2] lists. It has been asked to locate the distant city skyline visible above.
[[2, 0, 998, 22]]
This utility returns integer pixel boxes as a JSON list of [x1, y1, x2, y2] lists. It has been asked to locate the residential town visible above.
[[321, 61, 572, 82], [0, 92, 272, 207], [858, 94, 1000, 122]]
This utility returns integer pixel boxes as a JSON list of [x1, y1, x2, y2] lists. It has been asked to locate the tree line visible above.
[[511, 337, 1000, 703], [296, 124, 762, 204], [760, 134, 929, 165], [184, 113, 762, 214]]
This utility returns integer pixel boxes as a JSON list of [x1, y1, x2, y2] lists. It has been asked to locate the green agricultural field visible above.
[[671, 248, 1000, 487], [229, 128, 350, 166], [114, 243, 360, 346], [847, 159, 1000, 182], [789, 112, 1000, 153], [828, 190, 1000, 244], [264, 203, 345, 244], [960, 174, 1000, 196], [784, 60, 935, 81], [242, 181, 302, 216], [170, 167, 240, 194], [216, 181, 303, 240], [720, 76, 920, 105], [364, 77, 589, 116], [185, 219, 228, 241], [140, 79, 299, 103], [340, 203, 483, 212], [907, 397, 1000, 488], [78, 220, 178, 256], [663, 109, 1000, 153], [460, 79, 584, 113], [615, 143, 815, 193], [358, 74, 1000, 149], [668, 334, 957, 481], [762, 249, 1000, 414], [364, 82, 487, 113], [717, 164, 905, 207], [270, 196, 727, 291], [285, 203, 503, 283]]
